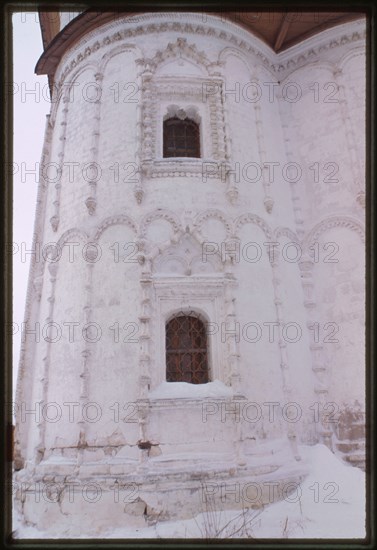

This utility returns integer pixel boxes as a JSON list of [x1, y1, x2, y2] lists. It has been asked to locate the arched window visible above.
[[166, 314, 209, 384], [163, 117, 200, 158]]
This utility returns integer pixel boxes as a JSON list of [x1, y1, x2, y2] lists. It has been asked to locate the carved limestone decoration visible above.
[[54, 16, 366, 92], [264, 196, 274, 213], [139, 209, 183, 241], [33, 276, 43, 302], [50, 215, 59, 232], [85, 196, 97, 215], [356, 191, 365, 208], [93, 214, 137, 242], [153, 232, 222, 275]]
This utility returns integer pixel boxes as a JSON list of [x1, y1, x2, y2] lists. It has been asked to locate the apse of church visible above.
[[14, 11, 365, 534]]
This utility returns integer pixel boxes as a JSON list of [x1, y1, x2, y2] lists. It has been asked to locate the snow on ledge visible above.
[[148, 380, 233, 400]]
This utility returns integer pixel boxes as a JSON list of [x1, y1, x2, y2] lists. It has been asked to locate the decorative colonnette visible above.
[[299, 216, 365, 449], [45, 18, 366, 223], [22, 207, 365, 466], [84, 71, 104, 216], [332, 60, 366, 208], [48, 90, 69, 233], [51, 14, 366, 91]]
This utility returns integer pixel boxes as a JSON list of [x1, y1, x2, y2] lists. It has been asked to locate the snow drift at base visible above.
[[13, 444, 365, 539]]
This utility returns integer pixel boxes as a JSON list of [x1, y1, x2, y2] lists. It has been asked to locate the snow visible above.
[[148, 379, 233, 399], [250, 444, 366, 539], [12, 444, 366, 539]]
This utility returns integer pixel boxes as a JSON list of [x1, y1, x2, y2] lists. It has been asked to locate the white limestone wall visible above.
[[42, 243, 86, 455], [279, 26, 366, 419], [16, 13, 365, 468], [307, 226, 365, 407]]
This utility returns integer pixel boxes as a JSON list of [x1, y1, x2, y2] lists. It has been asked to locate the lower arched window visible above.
[[166, 314, 209, 384]]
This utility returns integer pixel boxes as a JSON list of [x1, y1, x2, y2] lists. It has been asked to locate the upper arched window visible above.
[[166, 314, 209, 384], [163, 117, 200, 158]]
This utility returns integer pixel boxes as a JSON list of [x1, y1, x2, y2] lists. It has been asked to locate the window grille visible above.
[[163, 117, 200, 158], [166, 314, 209, 384]]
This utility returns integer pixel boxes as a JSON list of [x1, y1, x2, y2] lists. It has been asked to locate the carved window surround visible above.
[[152, 277, 228, 388], [141, 158, 221, 179], [139, 75, 228, 179]]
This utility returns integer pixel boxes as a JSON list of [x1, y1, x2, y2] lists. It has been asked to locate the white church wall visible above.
[[86, 223, 141, 450], [14, 12, 366, 533], [254, 64, 297, 228], [281, 57, 365, 231], [96, 48, 140, 218], [56, 67, 99, 231], [42, 236, 86, 455], [308, 225, 365, 407], [234, 224, 285, 412], [275, 235, 318, 444]]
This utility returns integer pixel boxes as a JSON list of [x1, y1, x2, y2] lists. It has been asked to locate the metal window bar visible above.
[[166, 314, 209, 384], [163, 117, 200, 158]]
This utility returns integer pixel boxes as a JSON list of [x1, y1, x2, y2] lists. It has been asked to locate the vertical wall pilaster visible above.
[[37, 260, 58, 463], [253, 90, 274, 214], [333, 67, 365, 208], [270, 250, 301, 461], [50, 93, 69, 232], [298, 254, 332, 450], [85, 72, 103, 215]]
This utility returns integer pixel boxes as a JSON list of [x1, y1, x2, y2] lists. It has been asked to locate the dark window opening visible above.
[[163, 117, 200, 158], [166, 315, 209, 384]]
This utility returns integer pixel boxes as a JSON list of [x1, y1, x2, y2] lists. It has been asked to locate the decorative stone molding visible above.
[[138, 74, 227, 171], [223, 271, 242, 390], [193, 209, 233, 240], [268, 249, 301, 461], [298, 254, 332, 449], [253, 97, 274, 214], [85, 196, 97, 216], [53, 15, 365, 93], [36, 254, 60, 463], [134, 185, 144, 204], [54, 18, 266, 88], [76, 260, 95, 456], [139, 209, 183, 240], [49, 215, 59, 232], [141, 159, 219, 179], [278, 102, 305, 240], [218, 46, 253, 76], [93, 214, 138, 241], [84, 71, 103, 216], [264, 197, 274, 214], [130, 37, 229, 193], [48, 63, 99, 125], [304, 215, 365, 249], [98, 43, 142, 74], [49, 92, 70, 233], [226, 186, 239, 205], [35, 230, 89, 283], [273, 28, 366, 76], [153, 231, 222, 276], [57, 227, 90, 246], [136, 37, 212, 75], [152, 277, 228, 387], [33, 276, 44, 302], [331, 67, 364, 200], [136, 261, 154, 465], [234, 212, 272, 240], [163, 104, 201, 123], [273, 227, 299, 243], [356, 191, 365, 208]]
